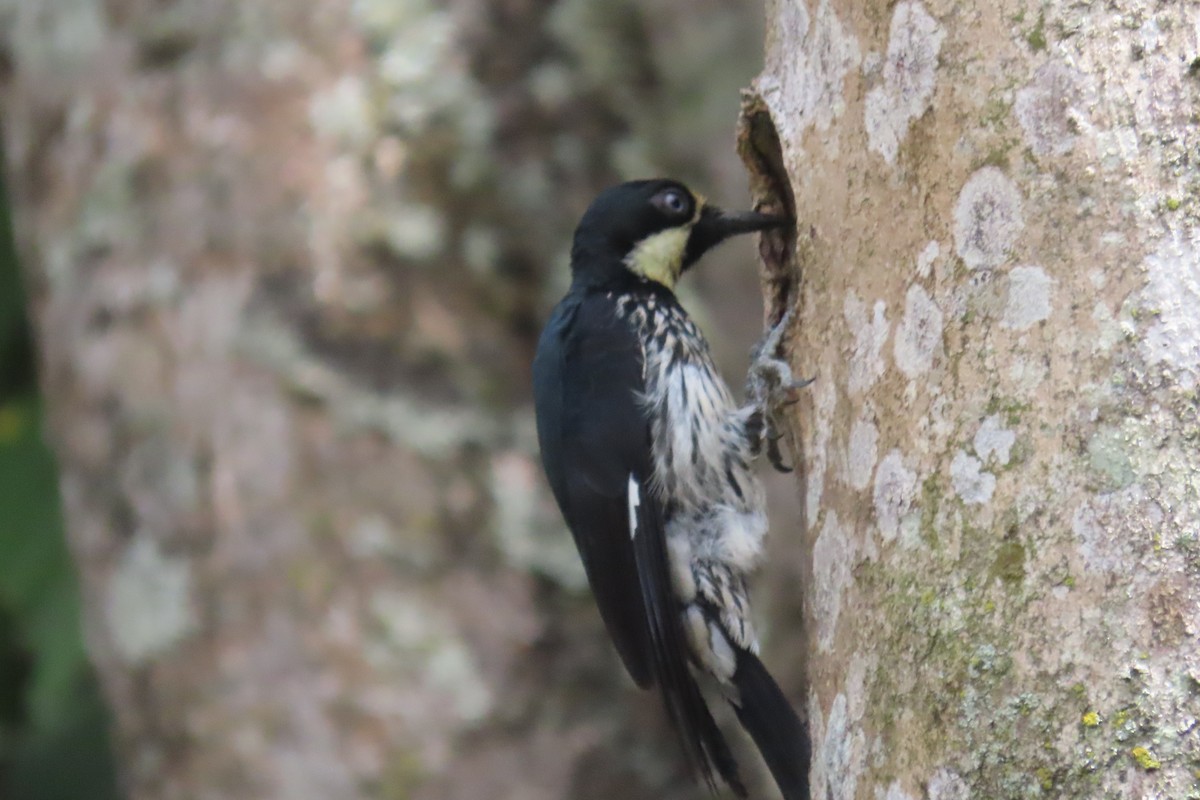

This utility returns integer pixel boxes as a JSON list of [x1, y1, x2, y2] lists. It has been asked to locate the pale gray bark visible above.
[[0, 1, 788, 798], [745, 1, 1200, 798]]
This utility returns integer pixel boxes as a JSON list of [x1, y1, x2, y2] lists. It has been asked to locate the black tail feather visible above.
[[631, 475, 746, 797], [730, 648, 810, 800], [688, 683, 747, 798]]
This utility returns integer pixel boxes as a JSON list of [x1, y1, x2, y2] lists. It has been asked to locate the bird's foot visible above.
[[745, 307, 813, 473]]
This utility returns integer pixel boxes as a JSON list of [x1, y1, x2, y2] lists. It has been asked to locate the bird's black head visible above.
[[569, 179, 789, 290]]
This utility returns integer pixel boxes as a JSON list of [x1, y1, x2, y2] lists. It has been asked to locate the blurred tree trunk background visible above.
[[0, 1, 804, 799], [743, 0, 1199, 798]]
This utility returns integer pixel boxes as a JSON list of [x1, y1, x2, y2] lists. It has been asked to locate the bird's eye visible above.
[[653, 189, 691, 217]]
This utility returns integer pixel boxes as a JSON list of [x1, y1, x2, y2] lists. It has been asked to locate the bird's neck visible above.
[[568, 267, 676, 298], [567, 237, 626, 287], [569, 250, 681, 298]]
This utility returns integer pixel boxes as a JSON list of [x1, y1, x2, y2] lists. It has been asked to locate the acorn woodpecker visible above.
[[532, 179, 810, 799]]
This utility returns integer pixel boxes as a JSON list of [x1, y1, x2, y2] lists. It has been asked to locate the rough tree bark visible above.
[[743, 1, 1199, 798], [0, 1, 790, 799]]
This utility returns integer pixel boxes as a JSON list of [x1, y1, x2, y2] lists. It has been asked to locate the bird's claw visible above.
[[745, 306, 811, 473], [766, 429, 793, 473], [778, 376, 814, 407]]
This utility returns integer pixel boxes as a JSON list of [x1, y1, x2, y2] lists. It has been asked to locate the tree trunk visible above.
[[742, 1, 1199, 798], [0, 1, 783, 798]]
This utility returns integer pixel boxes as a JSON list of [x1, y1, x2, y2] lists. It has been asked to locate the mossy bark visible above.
[[744, 1, 1200, 798]]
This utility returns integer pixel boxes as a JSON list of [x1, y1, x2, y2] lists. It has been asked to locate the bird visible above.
[[532, 178, 810, 799]]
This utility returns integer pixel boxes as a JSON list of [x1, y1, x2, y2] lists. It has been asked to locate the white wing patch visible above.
[[627, 473, 640, 540]]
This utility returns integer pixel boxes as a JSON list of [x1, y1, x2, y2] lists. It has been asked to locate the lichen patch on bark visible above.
[[1013, 62, 1085, 158], [1001, 265, 1054, 331], [1136, 227, 1200, 391], [844, 291, 889, 395], [953, 167, 1024, 271], [864, 1, 945, 165], [893, 283, 944, 378], [761, 0, 860, 145], [813, 510, 853, 653], [847, 411, 879, 491], [872, 449, 917, 545]]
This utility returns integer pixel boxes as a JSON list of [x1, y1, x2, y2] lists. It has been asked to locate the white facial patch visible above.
[[624, 226, 691, 289]]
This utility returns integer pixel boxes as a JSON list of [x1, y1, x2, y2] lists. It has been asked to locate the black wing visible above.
[[532, 290, 744, 796]]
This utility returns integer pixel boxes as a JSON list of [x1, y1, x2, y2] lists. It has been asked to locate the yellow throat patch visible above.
[[624, 226, 691, 289], [623, 199, 704, 289]]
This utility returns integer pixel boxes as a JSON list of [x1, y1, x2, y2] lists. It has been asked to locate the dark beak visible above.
[[684, 205, 790, 269]]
